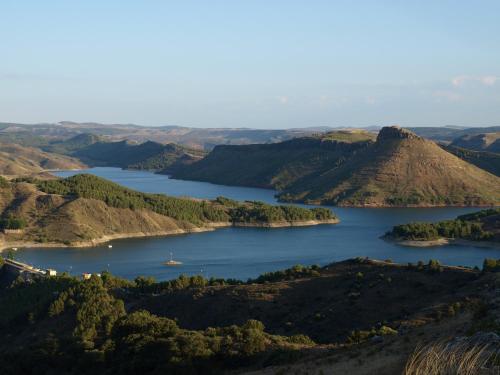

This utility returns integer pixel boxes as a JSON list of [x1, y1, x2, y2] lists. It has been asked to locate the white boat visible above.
[[164, 252, 182, 266], [108, 245, 113, 248]]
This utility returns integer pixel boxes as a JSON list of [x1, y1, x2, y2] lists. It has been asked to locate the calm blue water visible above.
[[15, 167, 500, 281]]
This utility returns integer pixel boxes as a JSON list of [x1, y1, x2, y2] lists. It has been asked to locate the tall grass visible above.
[[404, 336, 500, 375]]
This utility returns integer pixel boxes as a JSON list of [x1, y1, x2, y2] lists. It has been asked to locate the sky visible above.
[[1, 1, 500, 129]]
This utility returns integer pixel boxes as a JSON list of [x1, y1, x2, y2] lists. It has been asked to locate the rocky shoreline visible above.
[[233, 218, 339, 228]]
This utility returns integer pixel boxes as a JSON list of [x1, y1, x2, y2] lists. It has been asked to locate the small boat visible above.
[[12, 247, 18, 251], [164, 252, 182, 266], [108, 245, 113, 248]]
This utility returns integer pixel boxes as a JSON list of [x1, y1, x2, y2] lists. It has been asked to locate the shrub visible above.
[[483, 258, 500, 272]]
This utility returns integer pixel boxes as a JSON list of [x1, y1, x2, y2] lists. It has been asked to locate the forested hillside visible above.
[[0, 175, 336, 248], [386, 208, 500, 243]]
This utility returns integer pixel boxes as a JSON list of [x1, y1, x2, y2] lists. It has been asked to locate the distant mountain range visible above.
[[2, 120, 498, 150], [1, 121, 499, 207], [448, 132, 500, 153], [0, 121, 326, 150]]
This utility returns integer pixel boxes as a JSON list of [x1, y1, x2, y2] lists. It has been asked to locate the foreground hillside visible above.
[[175, 127, 500, 207], [173, 130, 376, 189], [0, 143, 85, 176], [1, 257, 499, 374], [385, 208, 500, 246], [0, 174, 336, 249]]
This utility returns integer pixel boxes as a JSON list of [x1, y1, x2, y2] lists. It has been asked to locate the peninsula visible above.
[[0, 174, 337, 251]]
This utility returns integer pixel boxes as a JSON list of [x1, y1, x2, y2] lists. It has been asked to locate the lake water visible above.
[[15, 167, 500, 281]]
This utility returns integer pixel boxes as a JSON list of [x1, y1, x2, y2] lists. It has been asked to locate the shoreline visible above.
[[385, 236, 500, 249], [233, 218, 339, 228], [0, 219, 338, 252]]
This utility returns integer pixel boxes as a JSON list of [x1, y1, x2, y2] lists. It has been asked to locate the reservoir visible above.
[[15, 167, 499, 280]]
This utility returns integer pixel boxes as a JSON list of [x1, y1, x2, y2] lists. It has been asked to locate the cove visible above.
[[15, 167, 499, 281]]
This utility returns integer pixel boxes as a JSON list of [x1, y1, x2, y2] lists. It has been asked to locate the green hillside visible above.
[[0, 175, 336, 247], [173, 131, 375, 190]]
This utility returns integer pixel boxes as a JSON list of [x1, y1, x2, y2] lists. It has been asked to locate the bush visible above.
[[0, 216, 27, 230], [483, 258, 500, 272]]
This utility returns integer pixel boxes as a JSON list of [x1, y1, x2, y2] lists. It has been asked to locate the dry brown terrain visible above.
[[0, 143, 85, 176], [282, 127, 500, 206]]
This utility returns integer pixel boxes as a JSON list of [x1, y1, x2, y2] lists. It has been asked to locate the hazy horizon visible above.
[[2, 1, 500, 128]]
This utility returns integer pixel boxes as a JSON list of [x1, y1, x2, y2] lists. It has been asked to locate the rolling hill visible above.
[[0, 121, 327, 150], [176, 127, 500, 207], [0, 143, 85, 176], [280, 127, 500, 206], [410, 126, 500, 143], [449, 132, 500, 153], [0, 175, 336, 249], [173, 130, 376, 190], [34, 133, 207, 173]]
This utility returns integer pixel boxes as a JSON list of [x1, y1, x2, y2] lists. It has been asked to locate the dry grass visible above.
[[404, 335, 500, 375]]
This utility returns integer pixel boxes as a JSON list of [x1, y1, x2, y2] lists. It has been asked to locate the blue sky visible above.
[[1, 1, 500, 128]]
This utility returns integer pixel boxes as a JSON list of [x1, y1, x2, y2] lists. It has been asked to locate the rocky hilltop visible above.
[[174, 127, 500, 207], [280, 126, 500, 206]]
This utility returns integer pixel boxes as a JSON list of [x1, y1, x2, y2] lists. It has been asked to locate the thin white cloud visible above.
[[451, 75, 499, 87], [480, 76, 498, 86]]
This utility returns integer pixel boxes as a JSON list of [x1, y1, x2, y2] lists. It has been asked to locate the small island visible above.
[[0, 174, 338, 251], [384, 208, 500, 247]]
